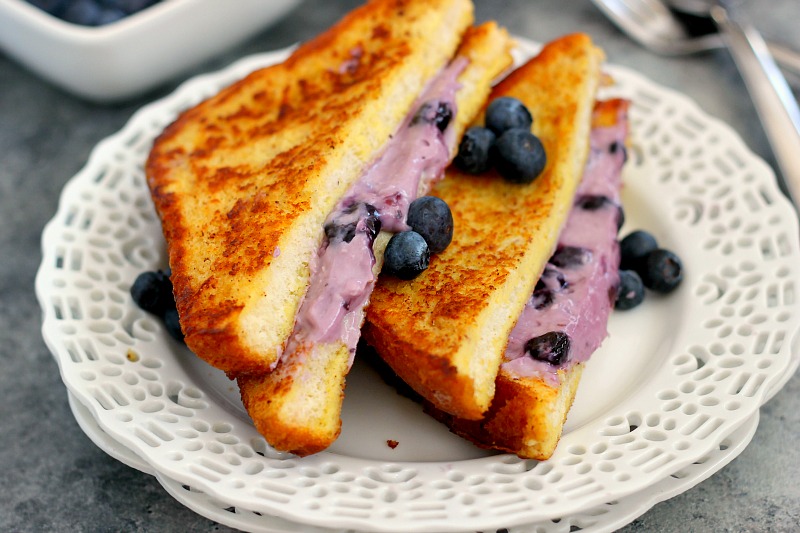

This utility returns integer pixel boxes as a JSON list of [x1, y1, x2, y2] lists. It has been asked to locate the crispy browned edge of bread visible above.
[[428, 363, 585, 460], [363, 33, 605, 420], [237, 22, 515, 457], [427, 98, 631, 460], [145, 0, 474, 376]]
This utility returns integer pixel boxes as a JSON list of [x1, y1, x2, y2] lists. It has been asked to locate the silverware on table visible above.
[[590, 0, 800, 76], [592, 0, 800, 209]]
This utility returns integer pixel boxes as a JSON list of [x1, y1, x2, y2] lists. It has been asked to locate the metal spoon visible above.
[[670, 0, 800, 207], [591, 0, 800, 77]]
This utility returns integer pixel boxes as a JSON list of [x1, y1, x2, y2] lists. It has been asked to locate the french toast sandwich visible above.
[[427, 98, 629, 459], [363, 34, 605, 421], [146, 0, 479, 376], [146, 0, 515, 455], [237, 19, 515, 457]]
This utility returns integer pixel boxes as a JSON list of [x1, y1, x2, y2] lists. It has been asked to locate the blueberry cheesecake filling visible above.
[[502, 105, 628, 385], [283, 57, 468, 363]]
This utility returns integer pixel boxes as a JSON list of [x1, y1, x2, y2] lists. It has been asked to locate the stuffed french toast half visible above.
[[425, 98, 628, 459], [146, 0, 514, 456], [238, 18, 514, 456], [364, 34, 605, 421]]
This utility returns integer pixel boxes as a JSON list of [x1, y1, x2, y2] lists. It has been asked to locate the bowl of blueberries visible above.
[[0, 0, 300, 102]]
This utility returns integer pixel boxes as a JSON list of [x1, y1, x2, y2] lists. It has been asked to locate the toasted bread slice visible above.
[[427, 99, 629, 460], [145, 0, 477, 375], [363, 34, 605, 420], [238, 21, 514, 457]]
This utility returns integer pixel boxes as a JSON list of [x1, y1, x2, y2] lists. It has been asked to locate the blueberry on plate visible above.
[[485, 97, 533, 136], [406, 196, 453, 254], [525, 331, 570, 365], [619, 230, 658, 271], [641, 248, 683, 293], [162, 307, 185, 343], [491, 128, 547, 184], [130, 269, 173, 315], [615, 270, 645, 310], [383, 231, 430, 280], [454, 126, 495, 174]]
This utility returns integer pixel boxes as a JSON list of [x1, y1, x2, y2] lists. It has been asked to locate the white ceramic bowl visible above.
[[0, 0, 300, 102]]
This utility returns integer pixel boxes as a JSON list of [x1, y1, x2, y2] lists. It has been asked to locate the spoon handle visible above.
[[710, 5, 800, 208], [768, 42, 800, 79]]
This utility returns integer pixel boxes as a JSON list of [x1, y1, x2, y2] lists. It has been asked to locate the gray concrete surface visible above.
[[1, 0, 797, 531]]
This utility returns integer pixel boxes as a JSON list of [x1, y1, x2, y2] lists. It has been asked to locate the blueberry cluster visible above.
[[454, 97, 546, 184], [615, 230, 683, 310], [27, 0, 160, 26], [383, 196, 453, 280], [130, 268, 184, 342]]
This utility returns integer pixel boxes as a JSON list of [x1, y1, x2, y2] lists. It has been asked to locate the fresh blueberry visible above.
[[641, 248, 683, 293], [162, 307, 184, 343], [485, 97, 533, 136], [406, 196, 453, 254], [411, 101, 453, 133], [383, 231, 430, 280], [454, 126, 495, 174], [615, 270, 645, 310], [491, 128, 547, 184], [550, 246, 591, 269], [619, 230, 658, 271], [525, 331, 570, 365], [130, 270, 173, 315]]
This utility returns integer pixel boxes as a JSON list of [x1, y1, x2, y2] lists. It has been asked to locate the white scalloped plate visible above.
[[66, 391, 760, 533], [36, 39, 800, 532]]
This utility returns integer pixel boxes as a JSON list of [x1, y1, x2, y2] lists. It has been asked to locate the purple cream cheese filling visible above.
[[283, 57, 468, 363], [502, 111, 628, 386]]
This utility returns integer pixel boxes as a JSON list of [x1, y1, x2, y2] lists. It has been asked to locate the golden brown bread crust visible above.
[[238, 342, 350, 457], [146, 0, 475, 375], [363, 34, 605, 419], [427, 364, 584, 460], [426, 98, 630, 460], [237, 21, 514, 457]]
